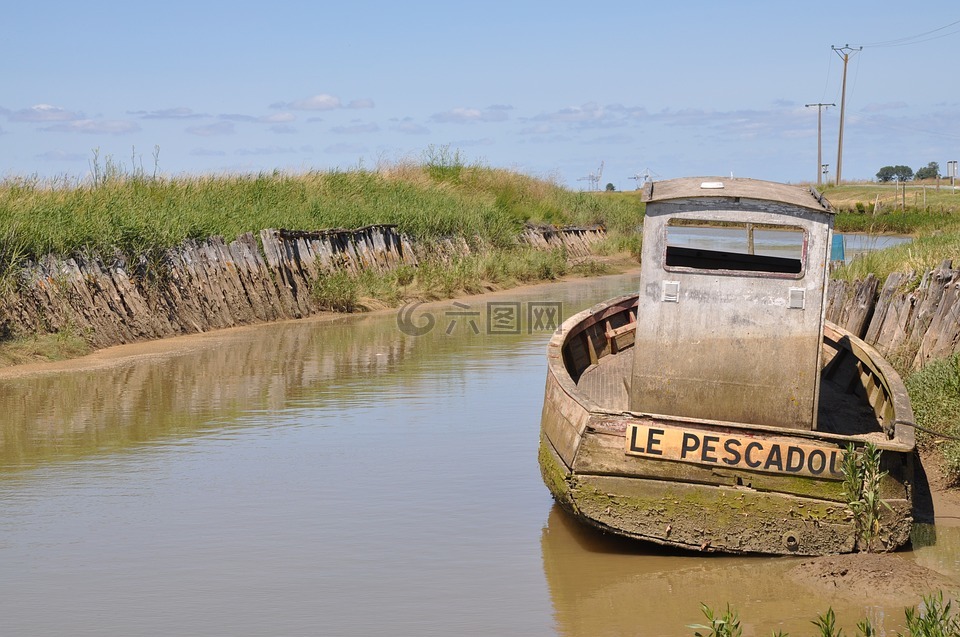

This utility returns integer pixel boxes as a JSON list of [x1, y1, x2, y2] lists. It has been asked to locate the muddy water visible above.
[[0, 274, 958, 636]]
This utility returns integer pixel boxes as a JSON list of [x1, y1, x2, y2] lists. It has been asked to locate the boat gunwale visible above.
[[546, 294, 915, 453]]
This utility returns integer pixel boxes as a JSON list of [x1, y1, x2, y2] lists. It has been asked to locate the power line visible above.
[[820, 48, 835, 105], [832, 44, 862, 185], [857, 17, 960, 48]]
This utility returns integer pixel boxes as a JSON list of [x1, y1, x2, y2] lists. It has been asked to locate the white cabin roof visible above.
[[641, 177, 834, 215]]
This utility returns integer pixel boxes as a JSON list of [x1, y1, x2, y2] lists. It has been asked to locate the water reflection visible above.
[[0, 282, 596, 469], [667, 225, 804, 259], [839, 233, 913, 262], [0, 314, 425, 467], [542, 506, 960, 636]]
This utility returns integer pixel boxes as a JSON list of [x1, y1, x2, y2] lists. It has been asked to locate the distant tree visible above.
[[876, 165, 914, 182], [895, 165, 915, 181], [915, 161, 940, 180], [605, 182, 616, 191], [876, 166, 897, 182]]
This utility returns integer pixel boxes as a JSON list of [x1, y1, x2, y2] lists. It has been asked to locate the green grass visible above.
[[822, 182, 960, 217], [824, 183, 960, 283], [834, 209, 958, 235], [695, 594, 960, 636], [0, 328, 91, 367], [905, 353, 960, 483], [0, 150, 644, 269], [310, 247, 573, 311], [831, 230, 960, 284]]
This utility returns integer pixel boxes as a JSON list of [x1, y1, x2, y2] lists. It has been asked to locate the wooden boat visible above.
[[539, 177, 918, 555]]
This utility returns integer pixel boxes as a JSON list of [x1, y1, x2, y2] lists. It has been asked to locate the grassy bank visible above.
[[0, 152, 644, 362], [310, 248, 604, 312], [831, 229, 960, 283], [823, 183, 960, 283], [0, 150, 642, 268], [906, 353, 960, 483], [823, 181, 960, 217]]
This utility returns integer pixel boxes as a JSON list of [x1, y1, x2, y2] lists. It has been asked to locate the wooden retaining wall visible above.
[[520, 224, 606, 259], [0, 224, 606, 349], [826, 261, 960, 369]]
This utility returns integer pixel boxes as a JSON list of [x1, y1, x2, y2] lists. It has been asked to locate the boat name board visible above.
[[625, 423, 844, 480]]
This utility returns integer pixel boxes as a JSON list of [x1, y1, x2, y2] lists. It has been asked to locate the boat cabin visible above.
[[630, 178, 834, 430]]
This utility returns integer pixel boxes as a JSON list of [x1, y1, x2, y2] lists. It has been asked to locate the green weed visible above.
[[841, 442, 891, 550], [690, 603, 742, 637], [906, 353, 960, 483], [311, 270, 359, 312], [812, 608, 844, 636], [902, 592, 960, 636], [693, 594, 960, 636]]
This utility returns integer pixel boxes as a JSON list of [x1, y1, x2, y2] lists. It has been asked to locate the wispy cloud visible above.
[[190, 148, 227, 157], [6, 104, 82, 122], [220, 114, 260, 123], [392, 118, 430, 135], [235, 145, 313, 156], [450, 137, 494, 147], [263, 112, 296, 123], [330, 122, 380, 134], [348, 98, 375, 109], [430, 105, 511, 123], [531, 102, 627, 128], [860, 101, 909, 113], [186, 121, 236, 137], [130, 107, 207, 120], [324, 142, 367, 154], [36, 149, 87, 161], [274, 94, 343, 111], [518, 123, 554, 135], [41, 119, 140, 134], [220, 112, 297, 124], [583, 133, 635, 145]]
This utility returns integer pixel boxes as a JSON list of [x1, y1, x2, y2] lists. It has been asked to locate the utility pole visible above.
[[805, 102, 834, 186], [832, 44, 862, 186]]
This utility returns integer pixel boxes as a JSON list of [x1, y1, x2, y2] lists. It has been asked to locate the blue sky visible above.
[[4, 1, 959, 190]]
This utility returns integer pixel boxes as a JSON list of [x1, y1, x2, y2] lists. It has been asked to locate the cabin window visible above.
[[664, 220, 805, 275]]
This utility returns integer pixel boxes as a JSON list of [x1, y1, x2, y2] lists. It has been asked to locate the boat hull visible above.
[[540, 434, 913, 555], [538, 294, 917, 555]]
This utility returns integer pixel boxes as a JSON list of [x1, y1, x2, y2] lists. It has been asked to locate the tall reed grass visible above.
[[832, 231, 960, 284], [0, 150, 644, 268]]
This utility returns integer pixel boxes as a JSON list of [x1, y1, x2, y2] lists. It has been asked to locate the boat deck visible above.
[[577, 348, 886, 438]]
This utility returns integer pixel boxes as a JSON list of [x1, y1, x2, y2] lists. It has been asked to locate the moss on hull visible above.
[[537, 436, 912, 555]]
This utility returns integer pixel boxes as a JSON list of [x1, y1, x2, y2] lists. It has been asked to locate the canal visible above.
[[0, 274, 956, 636]]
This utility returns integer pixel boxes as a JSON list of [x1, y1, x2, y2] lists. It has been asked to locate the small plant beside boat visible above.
[[689, 603, 743, 637], [840, 442, 891, 551], [902, 592, 960, 636], [812, 608, 842, 637], [694, 593, 960, 636]]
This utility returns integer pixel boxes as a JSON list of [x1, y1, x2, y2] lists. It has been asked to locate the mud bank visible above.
[[0, 224, 605, 350]]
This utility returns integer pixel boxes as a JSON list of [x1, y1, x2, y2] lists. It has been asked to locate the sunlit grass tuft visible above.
[[0, 152, 644, 264]]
